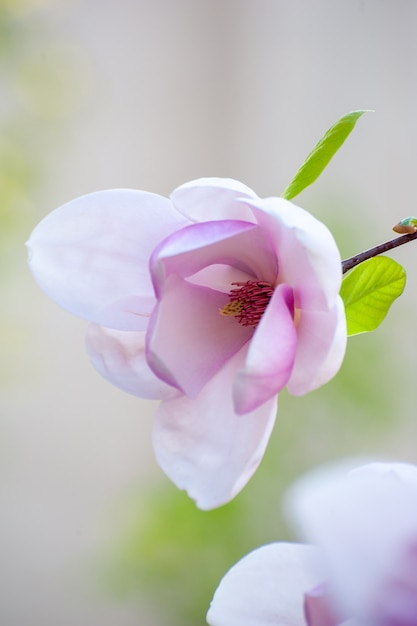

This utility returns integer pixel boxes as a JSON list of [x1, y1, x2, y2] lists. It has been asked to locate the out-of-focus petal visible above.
[[171, 177, 258, 222], [287, 461, 417, 621], [153, 346, 277, 510], [207, 543, 321, 626], [234, 284, 296, 414], [348, 462, 417, 489], [85, 324, 177, 400], [146, 274, 252, 397], [247, 197, 342, 310], [27, 189, 189, 330], [150, 219, 277, 296], [304, 586, 341, 626], [287, 297, 347, 396]]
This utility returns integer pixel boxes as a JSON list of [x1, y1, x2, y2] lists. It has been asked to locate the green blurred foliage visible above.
[[104, 488, 263, 626], [0, 2, 80, 263]]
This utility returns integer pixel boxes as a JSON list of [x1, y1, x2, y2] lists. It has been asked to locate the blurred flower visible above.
[[27, 178, 345, 509], [207, 541, 324, 626], [207, 461, 417, 625]]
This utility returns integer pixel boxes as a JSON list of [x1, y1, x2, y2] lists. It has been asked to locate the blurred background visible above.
[[2, 1, 417, 624]]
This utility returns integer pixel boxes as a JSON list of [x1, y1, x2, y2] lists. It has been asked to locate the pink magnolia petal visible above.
[[234, 284, 296, 414], [247, 197, 342, 311], [207, 543, 322, 626], [287, 297, 347, 396], [146, 274, 252, 397], [27, 189, 190, 330], [150, 219, 277, 296], [171, 177, 258, 222], [153, 346, 277, 510], [85, 324, 177, 400], [188, 264, 254, 291]]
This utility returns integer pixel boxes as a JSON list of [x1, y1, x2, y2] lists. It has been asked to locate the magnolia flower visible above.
[[27, 178, 346, 509], [207, 461, 417, 625]]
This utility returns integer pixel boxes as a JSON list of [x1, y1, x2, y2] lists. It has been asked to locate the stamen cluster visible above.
[[220, 280, 274, 327]]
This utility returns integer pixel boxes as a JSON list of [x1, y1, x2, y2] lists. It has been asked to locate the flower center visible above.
[[219, 280, 274, 327]]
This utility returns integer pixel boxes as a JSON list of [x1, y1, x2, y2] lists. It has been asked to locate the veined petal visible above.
[[234, 284, 296, 414], [153, 346, 277, 510], [27, 189, 190, 330], [85, 324, 177, 400], [150, 219, 277, 296], [171, 177, 258, 222], [287, 297, 347, 396], [207, 543, 321, 626], [247, 197, 342, 311], [147, 274, 252, 397]]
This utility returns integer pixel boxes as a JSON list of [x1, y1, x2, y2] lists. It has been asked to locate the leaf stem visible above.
[[342, 231, 417, 274]]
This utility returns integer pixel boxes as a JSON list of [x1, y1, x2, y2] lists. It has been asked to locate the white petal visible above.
[[171, 177, 258, 222], [246, 196, 342, 310], [348, 461, 417, 489], [27, 189, 189, 330], [207, 543, 321, 626], [85, 324, 177, 400], [287, 297, 347, 396], [152, 346, 277, 510]]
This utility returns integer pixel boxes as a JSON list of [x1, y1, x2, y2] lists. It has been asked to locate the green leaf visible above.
[[340, 256, 406, 336], [281, 110, 371, 200]]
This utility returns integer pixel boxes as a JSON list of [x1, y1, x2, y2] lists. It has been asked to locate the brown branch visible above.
[[342, 230, 417, 274]]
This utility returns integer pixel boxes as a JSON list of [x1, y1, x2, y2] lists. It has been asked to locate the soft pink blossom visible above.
[[207, 462, 417, 625], [27, 178, 346, 509]]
